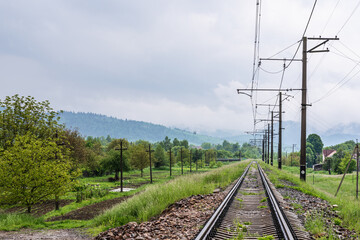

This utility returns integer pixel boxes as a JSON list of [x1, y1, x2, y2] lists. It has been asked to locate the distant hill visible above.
[[59, 111, 229, 145]]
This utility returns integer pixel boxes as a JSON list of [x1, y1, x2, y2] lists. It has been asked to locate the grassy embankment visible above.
[[260, 161, 360, 237], [0, 161, 249, 234]]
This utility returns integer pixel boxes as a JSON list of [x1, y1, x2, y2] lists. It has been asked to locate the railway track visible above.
[[195, 161, 309, 240]]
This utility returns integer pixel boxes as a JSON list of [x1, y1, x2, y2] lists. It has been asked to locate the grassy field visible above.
[[261, 161, 360, 235], [0, 161, 249, 235]]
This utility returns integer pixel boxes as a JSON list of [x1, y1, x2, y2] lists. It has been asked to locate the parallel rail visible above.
[[194, 161, 298, 240], [258, 163, 297, 240], [194, 162, 252, 240]]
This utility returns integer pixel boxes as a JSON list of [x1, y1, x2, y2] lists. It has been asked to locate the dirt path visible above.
[[0, 229, 91, 240], [49, 196, 129, 221]]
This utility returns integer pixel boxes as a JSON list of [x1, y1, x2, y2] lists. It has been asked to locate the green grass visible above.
[[257, 235, 274, 240], [0, 162, 237, 232], [259, 161, 360, 236], [0, 213, 46, 231], [92, 161, 250, 232]]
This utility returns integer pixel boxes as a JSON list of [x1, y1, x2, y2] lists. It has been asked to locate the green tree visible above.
[[63, 129, 87, 167], [154, 144, 166, 168], [129, 142, 149, 177], [307, 134, 323, 161], [0, 95, 63, 150], [103, 139, 130, 180], [201, 142, 212, 150], [160, 136, 172, 151], [306, 142, 316, 167], [338, 152, 356, 174], [173, 138, 180, 147], [0, 133, 79, 213]]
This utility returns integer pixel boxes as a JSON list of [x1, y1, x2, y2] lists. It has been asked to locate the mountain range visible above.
[[59, 111, 359, 147]]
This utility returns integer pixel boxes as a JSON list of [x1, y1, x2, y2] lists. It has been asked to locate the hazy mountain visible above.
[[59, 111, 248, 145], [58, 111, 358, 147]]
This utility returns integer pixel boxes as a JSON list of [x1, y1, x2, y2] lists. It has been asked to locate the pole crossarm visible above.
[[237, 88, 301, 93], [307, 37, 339, 53], [256, 104, 279, 107], [260, 58, 302, 62]]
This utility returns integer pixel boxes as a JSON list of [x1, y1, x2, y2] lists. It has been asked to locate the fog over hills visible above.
[[59, 111, 358, 147]]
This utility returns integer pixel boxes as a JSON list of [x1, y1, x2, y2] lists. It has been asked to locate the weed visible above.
[[291, 203, 303, 210], [334, 218, 342, 226], [260, 197, 267, 203], [257, 205, 267, 209], [257, 235, 274, 240]]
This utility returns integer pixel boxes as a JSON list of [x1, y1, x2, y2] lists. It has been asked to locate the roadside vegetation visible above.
[[260, 161, 360, 237], [0, 95, 258, 235]]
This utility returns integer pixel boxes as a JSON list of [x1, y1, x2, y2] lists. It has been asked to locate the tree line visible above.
[[0, 95, 260, 213]]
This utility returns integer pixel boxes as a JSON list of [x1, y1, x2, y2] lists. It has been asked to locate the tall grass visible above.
[[0, 213, 45, 231], [260, 161, 360, 235], [92, 161, 249, 230]]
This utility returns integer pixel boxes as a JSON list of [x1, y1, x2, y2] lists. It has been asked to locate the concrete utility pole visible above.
[[146, 144, 154, 184], [357, 139, 359, 199], [300, 36, 308, 181], [267, 124, 270, 164], [115, 140, 127, 192], [300, 36, 339, 181], [271, 111, 274, 166], [262, 136, 265, 162], [278, 92, 282, 169]]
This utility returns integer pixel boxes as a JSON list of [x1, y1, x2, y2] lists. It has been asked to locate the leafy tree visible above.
[[307, 134, 323, 160], [201, 142, 212, 150], [217, 150, 232, 158], [160, 136, 172, 151], [63, 129, 87, 167], [338, 152, 356, 174], [154, 144, 166, 168], [180, 139, 189, 149], [0, 95, 63, 150], [173, 138, 180, 147], [103, 139, 130, 180], [86, 136, 103, 156], [0, 133, 79, 213], [232, 142, 240, 153], [222, 140, 232, 152], [306, 142, 316, 167], [102, 149, 130, 179], [129, 142, 149, 177]]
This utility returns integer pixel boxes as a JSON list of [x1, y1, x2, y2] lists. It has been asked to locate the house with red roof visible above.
[[322, 149, 336, 162]]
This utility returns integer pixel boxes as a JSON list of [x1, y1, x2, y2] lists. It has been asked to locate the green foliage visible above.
[[102, 139, 130, 180], [93, 161, 249, 229], [74, 184, 109, 203], [257, 235, 274, 240], [154, 144, 166, 168], [0, 95, 63, 150], [0, 213, 45, 231], [0, 133, 80, 212], [307, 134, 324, 156], [337, 152, 356, 174], [129, 142, 149, 177]]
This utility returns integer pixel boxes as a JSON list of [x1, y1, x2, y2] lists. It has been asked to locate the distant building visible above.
[[323, 149, 336, 162]]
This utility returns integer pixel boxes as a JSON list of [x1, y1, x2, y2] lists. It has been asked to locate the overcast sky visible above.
[[1, 0, 360, 135]]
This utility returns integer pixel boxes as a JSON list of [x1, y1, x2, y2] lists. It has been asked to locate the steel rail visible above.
[[194, 162, 252, 240], [258, 163, 298, 240]]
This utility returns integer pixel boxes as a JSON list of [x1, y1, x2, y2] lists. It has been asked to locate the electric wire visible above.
[[336, 0, 360, 36], [312, 46, 360, 104], [320, 0, 342, 35]]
